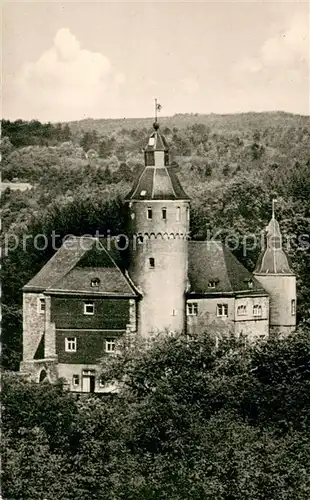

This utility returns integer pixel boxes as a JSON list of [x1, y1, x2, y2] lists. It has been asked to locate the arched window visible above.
[[147, 207, 153, 220], [162, 207, 167, 220], [149, 257, 155, 268], [39, 370, 47, 382]]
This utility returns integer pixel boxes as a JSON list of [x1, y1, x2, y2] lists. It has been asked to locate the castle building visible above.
[[20, 121, 297, 392]]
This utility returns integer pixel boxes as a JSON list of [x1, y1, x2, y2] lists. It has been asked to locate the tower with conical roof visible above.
[[254, 201, 296, 337], [125, 120, 190, 337]]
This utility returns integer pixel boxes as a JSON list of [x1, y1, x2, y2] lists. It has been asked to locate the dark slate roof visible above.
[[188, 241, 267, 296], [145, 130, 169, 152], [47, 267, 136, 296], [23, 236, 137, 297], [23, 237, 96, 291], [255, 218, 294, 275], [125, 167, 189, 201]]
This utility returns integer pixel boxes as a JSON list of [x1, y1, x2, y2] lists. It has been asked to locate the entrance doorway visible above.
[[82, 369, 96, 393]]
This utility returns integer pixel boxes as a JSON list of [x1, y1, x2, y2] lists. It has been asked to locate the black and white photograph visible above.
[[1, 0, 310, 498]]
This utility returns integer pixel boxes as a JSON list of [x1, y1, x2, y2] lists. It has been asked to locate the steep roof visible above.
[[125, 166, 189, 201], [23, 237, 137, 297], [255, 217, 294, 275], [188, 241, 267, 296], [125, 122, 189, 201]]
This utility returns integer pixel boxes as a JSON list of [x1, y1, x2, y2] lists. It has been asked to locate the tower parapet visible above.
[[125, 121, 190, 337]]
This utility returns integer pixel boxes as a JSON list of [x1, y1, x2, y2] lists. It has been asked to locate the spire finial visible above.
[[272, 198, 277, 220], [154, 98, 162, 129]]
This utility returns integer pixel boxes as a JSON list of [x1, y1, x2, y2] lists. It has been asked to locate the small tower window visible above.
[[145, 151, 155, 166], [186, 207, 190, 222], [162, 207, 167, 220], [164, 151, 169, 166], [291, 299, 296, 315], [147, 207, 153, 220], [149, 257, 155, 268], [38, 298, 45, 314], [176, 206, 181, 222]]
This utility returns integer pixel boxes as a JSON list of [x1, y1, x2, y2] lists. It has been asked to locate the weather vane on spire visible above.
[[154, 98, 162, 123], [272, 198, 278, 219]]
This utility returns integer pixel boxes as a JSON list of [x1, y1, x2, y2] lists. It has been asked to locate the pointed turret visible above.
[[254, 200, 296, 337], [255, 211, 293, 275]]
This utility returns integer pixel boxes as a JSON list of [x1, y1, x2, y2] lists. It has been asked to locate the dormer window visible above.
[[148, 137, 155, 146], [91, 278, 100, 288], [248, 280, 253, 289], [147, 207, 153, 220], [208, 280, 216, 289], [140, 190, 146, 197]]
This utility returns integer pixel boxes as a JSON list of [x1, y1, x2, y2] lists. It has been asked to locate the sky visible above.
[[2, 1, 309, 122]]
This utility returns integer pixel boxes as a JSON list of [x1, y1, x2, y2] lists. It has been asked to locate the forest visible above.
[[1, 114, 310, 498]]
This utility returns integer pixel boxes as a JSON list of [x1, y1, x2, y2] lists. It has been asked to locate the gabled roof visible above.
[[255, 217, 294, 275], [188, 241, 267, 296], [23, 237, 138, 297]]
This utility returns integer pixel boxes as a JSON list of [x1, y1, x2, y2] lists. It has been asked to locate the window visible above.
[[147, 207, 153, 220], [176, 206, 181, 222], [148, 137, 155, 146], [237, 305, 247, 316], [72, 374, 80, 386], [164, 151, 169, 166], [99, 375, 105, 387], [208, 281, 216, 289], [84, 302, 94, 315], [90, 278, 100, 288], [105, 338, 116, 353], [217, 304, 228, 317], [187, 302, 198, 316], [291, 299, 296, 315], [145, 151, 155, 166], [149, 257, 155, 268], [38, 298, 45, 314], [65, 337, 77, 352], [248, 280, 253, 289], [186, 207, 190, 222], [162, 207, 167, 220], [253, 305, 262, 317], [140, 190, 146, 197]]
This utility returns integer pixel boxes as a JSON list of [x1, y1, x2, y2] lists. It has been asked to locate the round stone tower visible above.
[[125, 121, 190, 338], [254, 202, 296, 337]]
